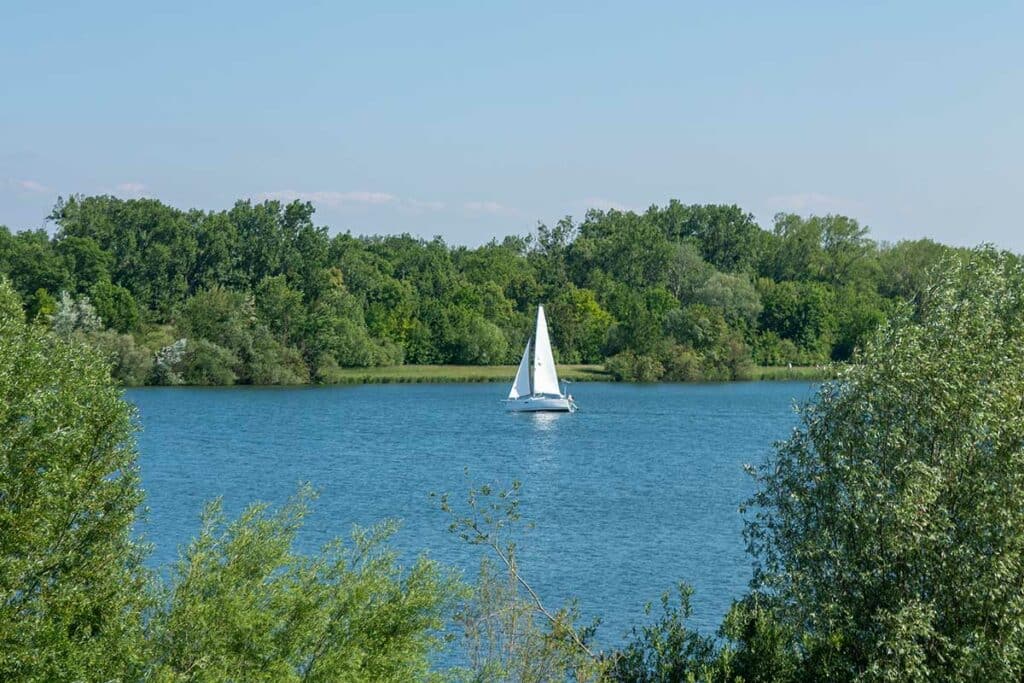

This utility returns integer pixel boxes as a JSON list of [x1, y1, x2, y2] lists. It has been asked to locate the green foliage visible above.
[[606, 351, 666, 382], [88, 328, 155, 385], [28, 287, 56, 320], [56, 235, 112, 291], [0, 278, 149, 681], [1, 195, 947, 384], [179, 338, 239, 385], [757, 279, 836, 360], [649, 200, 765, 273], [608, 584, 723, 682], [0, 296, 464, 680], [149, 489, 458, 682], [436, 481, 606, 682], [877, 238, 959, 301], [52, 195, 197, 315], [718, 595, 798, 683], [693, 272, 762, 327], [255, 274, 306, 346], [746, 249, 1024, 680], [0, 278, 23, 319], [547, 285, 614, 363], [90, 279, 140, 332], [0, 228, 69, 303]]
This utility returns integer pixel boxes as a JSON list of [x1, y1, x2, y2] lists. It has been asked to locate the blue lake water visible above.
[[127, 381, 815, 646]]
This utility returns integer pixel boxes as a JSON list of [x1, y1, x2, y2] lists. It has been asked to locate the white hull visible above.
[[505, 395, 575, 412]]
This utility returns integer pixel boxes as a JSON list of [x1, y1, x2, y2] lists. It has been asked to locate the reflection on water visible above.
[[523, 411, 562, 430]]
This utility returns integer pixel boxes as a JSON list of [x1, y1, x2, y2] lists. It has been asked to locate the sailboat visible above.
[[505, 305, 577, 412]]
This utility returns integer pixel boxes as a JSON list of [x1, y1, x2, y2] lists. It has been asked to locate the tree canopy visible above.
[[1, 196, 968, 385]]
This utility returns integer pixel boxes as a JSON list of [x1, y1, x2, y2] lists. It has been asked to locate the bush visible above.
[[659, 344, 704, 382], [608, 584, 723, 682], [148, 490, 459, 682], [179, 338, 239, 385], [606, 351, 665, 382], [87, 328, 154, 385]]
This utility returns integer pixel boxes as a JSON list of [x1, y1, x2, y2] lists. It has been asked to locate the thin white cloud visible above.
[[403, 198, 446, 212], [114, 182, 148, 198], [578, 196, 633, 212], [463, 200, 513, 215], [12, 179, 52, 194], [767, 192, 863, 215], [260, 190, 398, 208]]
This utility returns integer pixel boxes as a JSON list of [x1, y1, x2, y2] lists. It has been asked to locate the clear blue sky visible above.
[[2, 1, 1022, 249]]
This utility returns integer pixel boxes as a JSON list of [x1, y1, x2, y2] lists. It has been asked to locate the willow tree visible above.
[[746, 249, 1024, 680], [0, 278, 149, 680]]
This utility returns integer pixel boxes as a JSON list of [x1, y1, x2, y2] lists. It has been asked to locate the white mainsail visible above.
[[532, 305, 561, 396], [508, 338, 532, 399]]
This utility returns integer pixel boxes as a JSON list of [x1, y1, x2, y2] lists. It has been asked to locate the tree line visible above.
[[0, 195, 970, 385], [6, 245, 1024, 680]]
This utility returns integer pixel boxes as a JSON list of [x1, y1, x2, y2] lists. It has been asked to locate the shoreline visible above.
[[264, 364, 832, 386], [122, 365, 835, 388]]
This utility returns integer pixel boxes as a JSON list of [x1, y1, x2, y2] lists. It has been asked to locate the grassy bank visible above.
[[323, 364, 833, 384], [325, 364, 613, 384]]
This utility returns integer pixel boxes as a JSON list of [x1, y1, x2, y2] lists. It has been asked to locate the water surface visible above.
[[128, 381, 814, 644]]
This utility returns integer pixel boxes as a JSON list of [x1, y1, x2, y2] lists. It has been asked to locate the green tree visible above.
[[547, 286, 614, 363], [56, 235, 111, 292], [88, 329, 155, 386], [442, 308, 509, 365], [665, 240, 715, 303], [0, 228, 69, 302], [571, 210, 673, 289], [648, 201, 765, 273], [819, 214, 878, 287], [0, 277, 148, 681], [90, 279, 140, 332], [758, 279, 836, 359], [255, 274, 307, 346], [831, 285, 886, 361], [52, 195, 199, 316], [877, 238, 958, 302], [746, 249, 1024, 680], [177, 286, 254, 354], [694, 272, 762, 327], [762, 213, 827, 282]]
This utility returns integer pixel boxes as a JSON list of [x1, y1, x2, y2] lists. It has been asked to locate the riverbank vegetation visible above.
[[5, 248, 1024, 679], [0, 196, 971, 385]]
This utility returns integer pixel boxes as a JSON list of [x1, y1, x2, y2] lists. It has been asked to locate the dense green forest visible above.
[[6, 247, 1024, 680], [0, 195, 969, 385]]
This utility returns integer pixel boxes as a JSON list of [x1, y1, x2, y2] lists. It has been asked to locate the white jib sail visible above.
[[508, 338, 532, 399], [532, 305, 561, 396]]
